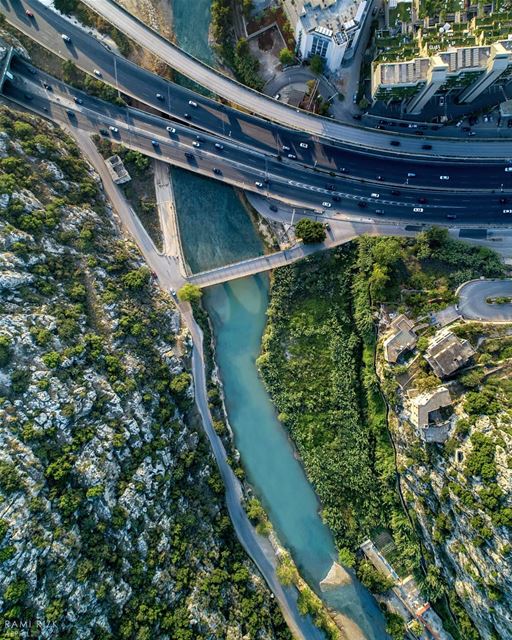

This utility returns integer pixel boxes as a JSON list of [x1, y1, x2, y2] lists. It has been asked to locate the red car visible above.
[[25, 9, 34, 17]]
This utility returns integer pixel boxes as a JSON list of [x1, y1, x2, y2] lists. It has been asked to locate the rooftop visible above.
[[425, 330, 475, 378], [298, 0, 364, 37]]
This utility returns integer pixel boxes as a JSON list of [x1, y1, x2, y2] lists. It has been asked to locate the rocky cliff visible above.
[[0, 107, 291, 639]]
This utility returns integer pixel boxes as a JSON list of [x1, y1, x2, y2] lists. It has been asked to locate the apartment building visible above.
[[282, 0, 371, 72]]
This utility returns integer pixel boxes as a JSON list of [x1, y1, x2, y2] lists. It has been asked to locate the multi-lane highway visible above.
[[4, 0, 512, 163], [6, 62, 512, 226]]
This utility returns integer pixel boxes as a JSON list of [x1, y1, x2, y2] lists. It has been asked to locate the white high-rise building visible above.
[[282, 0, 370, 72]]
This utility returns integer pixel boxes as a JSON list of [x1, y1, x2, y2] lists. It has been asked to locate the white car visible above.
[[322, 202, 332, 208], [282, 145, 290, 152], [255, 181, 263, 188], [166, 126, 176, 133], [408, 123, 418, 128], [215, 143, 224, 150], [505, 167, 512, 172], [299, 142, 308, 149], [370, 192, 380, 198], [61, 34, 71, 43], [440, 175, 450, 180], [192, 141, 200, 147], [407, 172, 416, 177], [413, 207, 424, 213], [288, 153, 297, 159], [109, 126, 119, 133], [503, 209, 512, 214], [93, 69, 102, 77], [188, 100, 198, 107]]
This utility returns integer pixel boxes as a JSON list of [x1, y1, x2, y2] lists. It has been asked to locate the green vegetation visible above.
[[357, 560, 394, 593], [0, 107, 291, 639], [295, 218, 326, 244], [211, 1, 263, 89], [279, 48, 295, 66], [178, 283, 203, 302], [258, 245, 418, 569], [309, 54, 325, 75]]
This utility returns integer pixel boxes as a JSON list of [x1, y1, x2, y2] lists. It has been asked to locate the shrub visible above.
[[295, 218, 326, 243], [178, 283, 202, 302], [0, 335, 12, 367], [357, 560, 394, 593], [122, 267, 151, 290]]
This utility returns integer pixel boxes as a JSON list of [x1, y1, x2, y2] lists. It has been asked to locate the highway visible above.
[[4, 0, 512, 164], [5, 63, 512, 227]]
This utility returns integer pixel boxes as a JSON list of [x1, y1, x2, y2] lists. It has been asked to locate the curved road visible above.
[[4, 0, 512, 161], [457, 279, 512, 322], [80, 0, 512, 158]]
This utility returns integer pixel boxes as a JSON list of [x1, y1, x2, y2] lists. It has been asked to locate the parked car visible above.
[[61, 34, 71, 43], [166, 126, 176, 133], [109, 126, 119, 133], [156, 93, 164, 100], [93, 69, 102, 77], [74, 96, 83, 104]]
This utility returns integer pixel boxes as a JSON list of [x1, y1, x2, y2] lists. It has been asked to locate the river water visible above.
[[170, 1, 388, 637]]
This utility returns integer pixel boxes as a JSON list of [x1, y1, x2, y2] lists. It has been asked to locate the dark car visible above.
[[269, 204, 278, 212], [462, 126, 471, 132], [74, 97, 83, 104], [340, 167, 349, 173], [23, 94, 33, 101], [391, 189, 401, 196], [390, 140, 400, 147], [326, 184, 335, 190], [352, 114, 362, 121], [184, 113, 191, 119], [499, 197, 508, 204], [213, 168, 222, 175], [43, 82, 52, 91], [151, 140, 159, 147], [375, 209, 385, 215], [156, 93, 164, 100], [99, 129, 109, 136], [377, 175, 384, 181], [422, 144, 432, 150], [66, 110, 75, 118], [418, 197, 427, 204], [332, 195, 341, 202], [357, 201, 367, 208], [185, 152, 194, 159]]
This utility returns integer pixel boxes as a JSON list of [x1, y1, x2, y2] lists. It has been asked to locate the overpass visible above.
[[4, 0, 512, 161], [6, 65, 512, 228]]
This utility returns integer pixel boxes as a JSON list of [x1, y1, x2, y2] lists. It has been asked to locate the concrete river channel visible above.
[[170, 1, 388, 637]]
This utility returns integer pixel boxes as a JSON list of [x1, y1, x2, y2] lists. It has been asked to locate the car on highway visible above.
[[188, 100, 198, 107], [74, 96, 83, 104], [109, 126, 119, 133], [282, 145, 290, 151], [184, 113, 191, 119], [322, 202, 332, 208], [503, 209, 512, 214], [413, 207, 424, 212], [340, 167, 349, 173], [352, 114, 362, 120], [192, 141, 200, 147], [440, 175, 449, 180], [422, 144, 432, 150], [391, 189, 401, 196], [156, 93, 164, 100], [407, 172, 416, 177], [25, 9, 34, 18], [357, 201, 367, 208], [43, 82, 52, 90], [352, 93, 357, 103], [499, 197, 508, 204], [370, 192, 380, 198], [151, 140, 159, 147], [505, 167, 512, 172], [299, 142, 308, 149], [446, 214, 457, 219], [215, 143, 224, 150], [376, 175, 383, 181], [274, 93, 281, 100], [213, 168, 222, 175], [375, 209, 385, 215], [255, 181, 263, 188], [185, 152, 194, 159], [93, 69, 102, 77], [23, 94, 33, 101], [332, 195, 341, 202], [287, 153, 297, 159], [269, 205, 278, 212], [166, 126, 176, 133], [418, 197, 427, 204], [66, 110, 75, 118], [390, 140, 400, 146], [61, 34, 71, 43], [326, 184, 335, 190]]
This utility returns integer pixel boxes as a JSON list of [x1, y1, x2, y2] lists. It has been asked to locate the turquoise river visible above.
[[170, 1, 388, 637]]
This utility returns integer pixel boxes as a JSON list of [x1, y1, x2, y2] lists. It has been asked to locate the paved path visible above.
[[153, 160, 189, 275], [72, 128, 322, 640], [457, 279, 512, 322]]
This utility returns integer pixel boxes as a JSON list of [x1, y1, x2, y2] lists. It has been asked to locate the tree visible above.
[[0, 335, 12, 368], [338, 547, 356, 567], [295, 218, 326, 244], [279, 48, 294, 66], [178, 283, 202, 302], [309, 54, 324, 75], [357, 560, 394, 593], [242, 0, 253, 18]]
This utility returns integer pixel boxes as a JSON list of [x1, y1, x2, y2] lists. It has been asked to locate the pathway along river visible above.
[[170, 2, 388, 637]]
